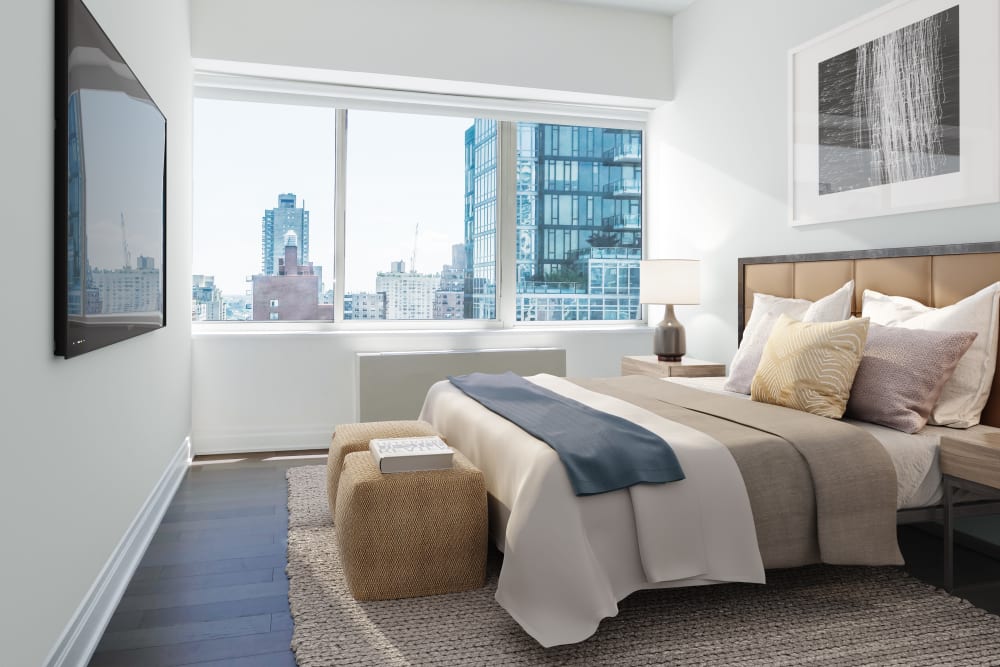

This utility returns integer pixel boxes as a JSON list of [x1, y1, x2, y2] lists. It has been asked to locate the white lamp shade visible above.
[[639, 259, 700, 305]]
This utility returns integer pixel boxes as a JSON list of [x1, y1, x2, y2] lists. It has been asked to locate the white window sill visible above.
[[191, 320, 651, 337]]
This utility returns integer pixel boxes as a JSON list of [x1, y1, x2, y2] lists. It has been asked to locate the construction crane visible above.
[[410, 222, 419, 274], [120, 212, 131, 270]]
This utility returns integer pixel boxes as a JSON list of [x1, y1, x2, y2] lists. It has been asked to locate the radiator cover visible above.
[[357, 348, 567, 422]]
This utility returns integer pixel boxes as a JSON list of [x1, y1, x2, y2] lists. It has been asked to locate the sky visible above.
[[193, 99, 471, 296], [82, 89, 165, 272]]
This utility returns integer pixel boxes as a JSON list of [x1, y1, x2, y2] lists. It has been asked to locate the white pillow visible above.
[[862, 282, 1000, 428], [803, 280, 855, 322], [725, 281, 854, 394]]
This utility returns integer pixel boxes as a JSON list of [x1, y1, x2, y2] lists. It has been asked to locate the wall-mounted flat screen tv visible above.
[[55, 0, 166, 358]]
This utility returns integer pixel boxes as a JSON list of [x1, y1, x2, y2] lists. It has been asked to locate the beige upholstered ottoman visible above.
[[334, 448, 487, 601]]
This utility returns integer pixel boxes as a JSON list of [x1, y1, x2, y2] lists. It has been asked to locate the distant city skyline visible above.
[[193, 99, 335, 296], [193, 102, 642, 322], [344, 110, 470, 293], [80, 88, 165, 272], [193, 101, 467, 297]]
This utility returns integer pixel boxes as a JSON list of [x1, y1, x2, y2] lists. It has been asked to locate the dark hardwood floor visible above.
[[898, 522, 1000, 614], [87, 451, 1000, 666], [87, 451, 326, 667]]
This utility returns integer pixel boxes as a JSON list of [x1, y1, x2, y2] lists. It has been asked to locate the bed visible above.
[[418, 241, 1000, 647]]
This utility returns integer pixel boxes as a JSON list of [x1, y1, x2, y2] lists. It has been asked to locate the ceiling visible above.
[[552, 0, 697, 15]]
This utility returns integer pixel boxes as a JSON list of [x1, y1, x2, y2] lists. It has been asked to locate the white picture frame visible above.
[[789, 0, 1000, 226]]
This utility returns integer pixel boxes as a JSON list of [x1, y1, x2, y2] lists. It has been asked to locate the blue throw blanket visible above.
[[448, 372, 684, 495]]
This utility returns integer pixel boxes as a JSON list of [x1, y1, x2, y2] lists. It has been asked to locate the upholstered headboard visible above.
[[738, 242, 1000, 428]]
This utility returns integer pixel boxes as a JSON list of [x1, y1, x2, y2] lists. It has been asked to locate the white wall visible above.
[[190, 0, 673, 102], [188, 0, 673, 454], [0, 1, 192, 664], [648, 0, 1000, 366], [192, 328, 652, 453]]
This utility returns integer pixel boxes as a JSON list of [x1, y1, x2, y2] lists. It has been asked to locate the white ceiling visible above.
[[552, 0, 697, 15]]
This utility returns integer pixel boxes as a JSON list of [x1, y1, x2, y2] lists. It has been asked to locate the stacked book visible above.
[[369, 435, 454, 473]]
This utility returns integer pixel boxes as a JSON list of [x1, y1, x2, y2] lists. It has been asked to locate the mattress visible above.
[[666, 376, 999, 510]]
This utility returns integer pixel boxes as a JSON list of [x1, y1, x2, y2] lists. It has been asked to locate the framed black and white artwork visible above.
[[789, 0, 1000, 226]]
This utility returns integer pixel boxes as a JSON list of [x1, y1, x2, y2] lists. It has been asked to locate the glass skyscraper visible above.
[[261, 193, 310, 276], [464, 121, 498, 319], [464, 121, 642, 321], [66, 91, 102, 316]]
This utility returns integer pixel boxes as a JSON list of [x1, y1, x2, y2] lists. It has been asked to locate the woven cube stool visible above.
[[326, 420, 438, 520], [334, 449, 487, 601]]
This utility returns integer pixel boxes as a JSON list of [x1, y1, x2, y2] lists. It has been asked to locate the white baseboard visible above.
[[193, 427, 332, 455], [43, 436, 192, 667]]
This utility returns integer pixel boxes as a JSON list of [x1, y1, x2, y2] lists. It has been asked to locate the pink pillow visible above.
[[845, 324, 977, 433]]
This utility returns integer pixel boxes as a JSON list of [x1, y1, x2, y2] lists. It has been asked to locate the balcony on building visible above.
[[602, 213, 642, 230], [602, 143, 642, 164], [602, 178, 642, 197], [602, 129, 642, 164], [518, 280, 587, 295]]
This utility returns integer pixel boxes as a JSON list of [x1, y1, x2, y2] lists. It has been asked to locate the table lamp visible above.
[[639, 259, 700, 361]]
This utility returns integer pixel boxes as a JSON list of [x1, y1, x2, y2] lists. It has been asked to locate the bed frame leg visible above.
[[943, 478, 954, 592]]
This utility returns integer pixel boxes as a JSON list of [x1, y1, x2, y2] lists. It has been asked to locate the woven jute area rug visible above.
[[287, 465, 1000, 666]]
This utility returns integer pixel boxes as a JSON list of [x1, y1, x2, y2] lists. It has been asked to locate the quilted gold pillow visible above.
[[750, 314, 869, 419]]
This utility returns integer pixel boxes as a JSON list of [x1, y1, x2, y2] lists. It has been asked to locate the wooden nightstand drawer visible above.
[[940, 431, 1000, 491], [621, 355, 725, 379]]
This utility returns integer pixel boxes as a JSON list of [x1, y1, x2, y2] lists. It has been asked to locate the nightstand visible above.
[[621, 355, 725, 379], [939, 430, 1000, 591]]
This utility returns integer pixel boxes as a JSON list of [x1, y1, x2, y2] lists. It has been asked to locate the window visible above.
[[505, 123, 642, 321], [193, 93, 642, 326], [192, 99, 335, 321], [344, 111, 493, 321]]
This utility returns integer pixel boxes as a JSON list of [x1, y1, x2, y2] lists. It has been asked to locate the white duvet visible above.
[[419, 374, 765, 647]]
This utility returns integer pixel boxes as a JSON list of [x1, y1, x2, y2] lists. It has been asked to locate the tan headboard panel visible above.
[[738, 242, 1000, 428]]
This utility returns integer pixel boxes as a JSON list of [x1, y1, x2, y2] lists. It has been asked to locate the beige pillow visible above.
[[751, 314, 869, 419], [862, 282, 1000, 428]]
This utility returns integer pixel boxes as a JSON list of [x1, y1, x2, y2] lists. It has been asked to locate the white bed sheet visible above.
[[665, 376, 999, 510]]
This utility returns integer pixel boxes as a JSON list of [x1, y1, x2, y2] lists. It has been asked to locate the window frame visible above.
[[192, 76, 649, 331]]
